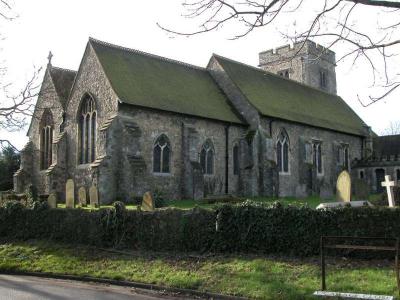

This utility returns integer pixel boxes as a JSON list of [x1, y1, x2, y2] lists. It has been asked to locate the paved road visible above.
[[0, 275, 188, 300]]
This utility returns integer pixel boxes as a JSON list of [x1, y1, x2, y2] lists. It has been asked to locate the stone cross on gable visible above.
[[382, 175, 396, 207], [47, 51, 53, 65]]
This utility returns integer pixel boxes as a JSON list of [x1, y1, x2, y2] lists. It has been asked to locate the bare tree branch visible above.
[[160, 0, 400, 105]]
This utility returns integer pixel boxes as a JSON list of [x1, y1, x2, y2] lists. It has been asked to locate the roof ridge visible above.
[[89, 37, 206, 71], [50, 65, 77, 74], [212, 53, 340, 98]]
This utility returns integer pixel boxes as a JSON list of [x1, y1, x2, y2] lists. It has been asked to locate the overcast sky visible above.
[[1, 0, 399, 149]]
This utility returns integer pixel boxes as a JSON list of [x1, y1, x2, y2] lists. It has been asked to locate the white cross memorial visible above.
[[381, 175, 396, 207]]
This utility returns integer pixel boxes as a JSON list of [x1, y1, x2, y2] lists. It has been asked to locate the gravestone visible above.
[[65, 179, 75, 208], [78, 187, 87, 207], [142, 191, 155, 211], [353, 178, 370, 200], [89, 185, 99, 208], [336, 170, 351, 202], [381, 175, 396, 207], [47, 193, 57, 209]]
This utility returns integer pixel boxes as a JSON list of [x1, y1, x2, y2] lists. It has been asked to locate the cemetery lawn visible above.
[[0, 240, 397, 300], [58, 196, 336, 210]]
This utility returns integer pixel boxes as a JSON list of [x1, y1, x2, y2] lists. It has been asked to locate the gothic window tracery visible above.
[[200, 140, 214, 175], [153, 134, 171, 173], [277, 130, 289, 173], [40, 109, 53, 170], [78, 94, 97, 164]]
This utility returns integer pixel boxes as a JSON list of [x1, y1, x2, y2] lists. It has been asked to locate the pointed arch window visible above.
[[78, 94, 97, 164], [153, 134, 171, 173], [200, 140, 214, 175], [277, 130, 289, 173], [40, 109, 53, 170]]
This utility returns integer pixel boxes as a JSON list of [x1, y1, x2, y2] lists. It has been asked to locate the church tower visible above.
[[259, 40, 337, 95]]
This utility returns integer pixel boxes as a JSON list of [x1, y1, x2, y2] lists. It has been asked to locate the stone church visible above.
[[14, 38, 382, 204]]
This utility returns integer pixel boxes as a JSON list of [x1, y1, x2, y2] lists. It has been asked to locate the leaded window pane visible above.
[[153, 145, 161, 173], [200, 148, 206, 173], [206, 149, 214, 174], [162, 145, 170, 173], [233, 145, 239, 175], [283, 142, 289, 173], [317, 144, 322, 174], [91, 113, 96, 163], [277, 142, 282, 172]]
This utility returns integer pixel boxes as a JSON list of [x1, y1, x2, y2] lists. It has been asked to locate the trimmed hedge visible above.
[[1, 201, 400, 256]]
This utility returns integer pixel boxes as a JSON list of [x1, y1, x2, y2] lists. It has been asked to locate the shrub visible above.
[[0, 202, 400, 256]]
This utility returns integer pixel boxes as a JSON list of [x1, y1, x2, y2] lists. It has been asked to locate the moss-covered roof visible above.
[[214, 55, 367, 136], [89, 38, 243, 124], [49, 67, 76, 106], [373, 135, 400, 157]]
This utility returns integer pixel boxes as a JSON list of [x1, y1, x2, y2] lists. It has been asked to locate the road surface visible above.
[[0, 274, 189, 300]]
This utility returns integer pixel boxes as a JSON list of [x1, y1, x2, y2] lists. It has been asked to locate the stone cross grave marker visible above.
[[381, 175, 396, 207], [65, 179, 75, 208], [78, 187, 87, 207], [89, 185, 99, 208], [336, 170, 351, 202], [142, 191, 155, 211], [47, 193, 57, 209]]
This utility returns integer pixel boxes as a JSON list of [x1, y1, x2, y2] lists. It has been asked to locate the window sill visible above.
[[279, 172, 290, 176], [77, 163, 92, 169], [153, 172, 171, 177]]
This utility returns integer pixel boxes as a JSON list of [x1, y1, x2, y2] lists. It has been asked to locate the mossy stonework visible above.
[[15, 38, 388, 203]]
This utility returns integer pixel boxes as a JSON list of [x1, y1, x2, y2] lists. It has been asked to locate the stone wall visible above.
[[64, 43, 119, 202], [113, 105, 247, 202], [260, 117, 363, 198], [15, 67, 65, 195]]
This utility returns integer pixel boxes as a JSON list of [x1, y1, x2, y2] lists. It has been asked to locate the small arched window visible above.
[[276, 130, 289, 173], [153, 134, 171, 173], [200, 140, 214, 175], [233, 144, 239, 175], [40, 109, 53, 170], [78, 94, 97, 164]]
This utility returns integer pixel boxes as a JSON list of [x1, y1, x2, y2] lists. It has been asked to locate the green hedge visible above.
[[1, 201, 400, 256]]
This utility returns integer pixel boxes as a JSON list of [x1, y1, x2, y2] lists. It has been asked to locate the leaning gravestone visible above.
[[65, 179, 75, 208], [336, 170, 351, 202], [89, 185, 99, 208], [142, 191, 155, 211], [78, 187, 87, 207], [47, 193, 57, 209]]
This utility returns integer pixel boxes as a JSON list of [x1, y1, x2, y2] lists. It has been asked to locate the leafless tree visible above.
[[159, 0, 400, 106], [0, 0, 42, 131], [381, 121, 400, 136]]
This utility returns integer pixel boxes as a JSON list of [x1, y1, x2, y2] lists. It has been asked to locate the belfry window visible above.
[[78, 94, 97, 164], [200, 140, 214, 175], [40, 109, 53, 170], [313, 142, 323, 174], [277, 130, 289, 173], [153, 134, 171, 173]]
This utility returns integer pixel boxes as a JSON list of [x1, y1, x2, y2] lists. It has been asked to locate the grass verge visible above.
[[0, 240, 397, 299]]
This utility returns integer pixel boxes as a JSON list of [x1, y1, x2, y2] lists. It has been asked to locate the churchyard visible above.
[[0, 171, 399, 299]]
